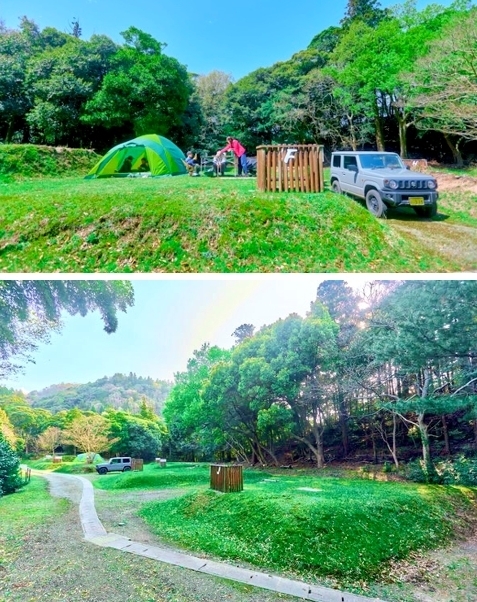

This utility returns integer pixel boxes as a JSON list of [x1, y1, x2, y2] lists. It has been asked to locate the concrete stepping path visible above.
[[38, 471, 386, 602]]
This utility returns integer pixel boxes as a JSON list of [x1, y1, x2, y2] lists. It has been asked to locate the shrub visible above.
[[60, 455, 76, 462], [0, 435, 24, 496], [436, 455, 477, 486], [404, 459, 442, 484]]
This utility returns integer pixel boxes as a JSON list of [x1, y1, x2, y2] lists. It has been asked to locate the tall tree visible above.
[[36, 426, 62, 456], [362, 280, 477, 474], [82, 27, 192, 139], [341, 0, 389, 28], [232, 324, 255, 344], [193, 70, 232, 152], [405, 8, 477, 159], [62, 414, 118, 462]]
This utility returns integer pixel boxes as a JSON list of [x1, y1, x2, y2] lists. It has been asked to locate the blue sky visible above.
[[0, 0, 452, 79], [2, 275, 378, 393]]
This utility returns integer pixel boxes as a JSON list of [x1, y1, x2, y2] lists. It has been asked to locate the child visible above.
[[185, 151, 200, 176], [213, 151, 226, 176]]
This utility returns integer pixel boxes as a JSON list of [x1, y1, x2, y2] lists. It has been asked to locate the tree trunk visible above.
[[391, 413, 399, 469], [295, 432, 324, 468], [338, 391, 349, 457], [374, 96, 385, 151], [397, 115, 408, 158], [441, 414, 451, 456], [417, 412, 432, 474], [5, 119, 15, 143], [444, 133, 464, 167], [371, 427, 378, 464]]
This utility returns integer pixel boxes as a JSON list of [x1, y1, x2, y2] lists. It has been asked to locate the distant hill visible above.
[[27, 373, 172, 415]]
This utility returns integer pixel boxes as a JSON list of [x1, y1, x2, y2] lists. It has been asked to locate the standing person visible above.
[[219, 136, 248, 176]]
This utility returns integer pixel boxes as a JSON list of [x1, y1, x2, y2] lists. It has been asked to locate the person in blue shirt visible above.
[[185, 151, 200, 175]]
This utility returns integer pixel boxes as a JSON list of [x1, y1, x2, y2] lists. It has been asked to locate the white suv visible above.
[[330, 151, 438, 218], [95, 457, 132, 474]]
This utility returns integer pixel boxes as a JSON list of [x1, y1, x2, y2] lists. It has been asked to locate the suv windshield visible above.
[[359, 153, 403, 169]]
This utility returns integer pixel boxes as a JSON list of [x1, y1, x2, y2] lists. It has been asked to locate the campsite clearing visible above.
[[2, 463, 477, 602], [0, 175, 475, 272]]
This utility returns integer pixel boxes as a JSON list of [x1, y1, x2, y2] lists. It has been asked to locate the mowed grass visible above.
[[0, 477, 67, 569], [93, 463, 477, 585], [0, 175, 458, 272]]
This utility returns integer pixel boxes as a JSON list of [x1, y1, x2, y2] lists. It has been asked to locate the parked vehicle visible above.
[[330, 151, 438, 218], [95, 457, 132, 474]]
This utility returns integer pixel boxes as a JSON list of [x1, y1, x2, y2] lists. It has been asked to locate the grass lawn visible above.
[[0, 477, 68, 570], [0, 174, 463, 272], [92, 463, 477, 587]]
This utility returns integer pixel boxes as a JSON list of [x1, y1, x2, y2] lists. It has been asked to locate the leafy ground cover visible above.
[[0, 175, 467, 272], [92, 463, 477, 588]]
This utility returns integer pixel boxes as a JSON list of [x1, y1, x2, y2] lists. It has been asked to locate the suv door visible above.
[[109, 458, 121, 471], [340, 155, 360, 195]]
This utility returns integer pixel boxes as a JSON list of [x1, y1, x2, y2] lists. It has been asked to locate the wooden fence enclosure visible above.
[[256, 144, 324, 193], [131, 458, 143, 471], [210, 464, 243, 493]]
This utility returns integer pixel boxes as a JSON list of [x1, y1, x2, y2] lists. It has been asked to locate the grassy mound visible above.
[[0, 144, 99, 179], [0, 176, 453, 272], [138, 476, 476, 583], [94, 462, 213, 490]]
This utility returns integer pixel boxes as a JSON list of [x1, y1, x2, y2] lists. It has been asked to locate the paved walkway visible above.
[[38, 472, 386, 602]]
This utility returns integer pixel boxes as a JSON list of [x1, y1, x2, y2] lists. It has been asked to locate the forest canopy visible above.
[[163, 280, 477, 480], [1, 0, 476, 162]]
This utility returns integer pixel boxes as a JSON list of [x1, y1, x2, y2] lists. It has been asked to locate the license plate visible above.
[[409, 197, 425, 206]]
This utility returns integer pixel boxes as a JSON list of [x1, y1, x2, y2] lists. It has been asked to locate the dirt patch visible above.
[[434, 172, 477, 194], [379, 535, 477, 602], [93, 486, 188, 546], [391, 220, 477, 271], [384, 172, 477, 271]]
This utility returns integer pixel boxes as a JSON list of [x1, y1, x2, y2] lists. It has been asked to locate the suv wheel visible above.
[[414, 204, 437, 218], [331, 180, 342, 194], [365, 189, 387, 218], [97, 467, 107, 475], [122, 466, 131, 472]]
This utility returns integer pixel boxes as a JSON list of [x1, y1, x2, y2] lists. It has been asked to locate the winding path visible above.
[[37, 471, 386, 602]]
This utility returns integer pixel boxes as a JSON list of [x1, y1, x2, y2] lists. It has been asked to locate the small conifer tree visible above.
[[0, 434, 23, 497]]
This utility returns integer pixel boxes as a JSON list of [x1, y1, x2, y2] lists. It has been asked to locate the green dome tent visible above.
[[85, 134, 187, 179]]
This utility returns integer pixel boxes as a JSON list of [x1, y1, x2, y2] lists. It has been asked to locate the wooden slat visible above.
[[210, 464, 243, 493], [255, 145, 324, 193], [257, 147, 265, 191]]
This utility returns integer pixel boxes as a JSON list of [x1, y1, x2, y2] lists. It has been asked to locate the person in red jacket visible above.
[[219, 136, 248, 176]]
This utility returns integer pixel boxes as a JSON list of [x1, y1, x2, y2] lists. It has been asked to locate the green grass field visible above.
[[92, 463, 477, 586], [0, 175, 466, 272], [0, 477, 67, 569]]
